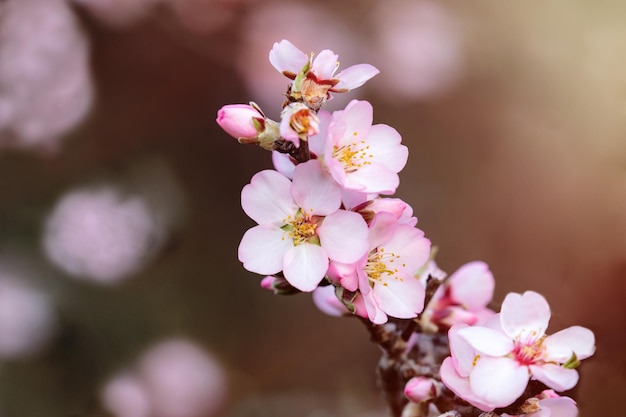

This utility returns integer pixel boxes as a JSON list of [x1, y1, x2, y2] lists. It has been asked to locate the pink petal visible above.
[[271, 151, 295, 179], [238, 226, 291, 275], [529, 363, 579, 392], [385, 224, 431, 272], [268, 39, 308, 76], [312, 286, 346, 317], [360, 284, 388, 324], [283, 244, 328, 292], [448, 261, 495, 310], [364, 124, 408, 172], [367, 212, 399, 250], [440, 357, 496, 412], [331, 100, 373, 146], [470, 356, 529, 408], [372, 272, 425, 318], [327, 260, 360, 292], [543, 326, 596, 362], [458, 327, 513, 356], [241, 170, 297, 225], [501, 291, 551, 340], [291, 160, 341, 215], [345, 165, 399, 195], [537, 397, 578, 417], [279, 112, 301, 146], [333, 64, 380, 91], [311, 49, 339, 79], [318, 210, 368, 264], [308, 110, 331, 156]]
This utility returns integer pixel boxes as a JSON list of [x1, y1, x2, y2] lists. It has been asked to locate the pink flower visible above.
[[216, 103, 279, 149], [312, 285, 348, 317], [238, 160, 369, 292], [428, 261, 496, 328], [330, 212, 430, 323], [323, 100, 408, 195], [441, 291, 596, 410], [269, 39, 379, 108], [279, 102, 320, 147]]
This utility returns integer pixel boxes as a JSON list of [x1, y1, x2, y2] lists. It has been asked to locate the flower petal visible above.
[[345, 165, 400, 195], [543, 326, 596, 362], [311, 49, 339, 79], [364, 124, 408, 172], [241, 170, 297, 225], [269, 39, 308, 77], [448, 261, 495, 311], [538, 397, 578, 417], [372, 272, 425, 318], [238, 226, 291, 275], [291, 160, 341, 215], [458, 326, 514, 356], [448, 324, 475, 377], [529, 363, 579, 392], [330, 100, 373, 146], [440, 357, 496, 412], [469, 356, 529, 408], [318, 210, 369, 264], [333, 64, 380, 91], [501, 291, 551, 339], [283, 244, 328, 292]]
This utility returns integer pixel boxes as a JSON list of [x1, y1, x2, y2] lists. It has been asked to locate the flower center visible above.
[[281, 211, 320, 246], [512, 333, 546, 366], [289, 108, 319, 137], [364, 247, 407, 286], [332, 136, 373, 173]]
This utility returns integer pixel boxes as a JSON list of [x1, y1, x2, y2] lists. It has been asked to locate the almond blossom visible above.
[[216, 103, 279, 150], [279, 102, 320, 147], [269, 39, 379, 108], [323, 100, 408, 195], [329, 212, 430, 323], [238, 159, 368, 292], [441, 291, 595, 411]]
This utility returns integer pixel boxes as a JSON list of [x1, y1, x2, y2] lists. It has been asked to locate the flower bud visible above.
[[404, 376, 439, 403], [216, 103, 280, 150]]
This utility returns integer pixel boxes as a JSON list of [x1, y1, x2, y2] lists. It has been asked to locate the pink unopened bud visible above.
[[216, 103, 264, 139], [404, 376, 438, 403]]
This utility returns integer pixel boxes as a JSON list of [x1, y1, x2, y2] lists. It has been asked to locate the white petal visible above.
[[372, 273, 424, 318], [317, 210, 368, 264], [333, 64, 380, 91], [238, 226, 291, 275], [241, 170, 297, 225], [458, 327, 514, 356], [439, 357, 495, 412], [448, 324, 475, 377], [385, 224, 431, 272], [469, 356, 529, 408], [543, 326, 596, 362], [271, 151, 295, 179], [283, 244, 328, 292], [501, 291, 551, 339], [268, 39, 307, 76], [529, 363, 579, 392], [291, 160, 341, 215]]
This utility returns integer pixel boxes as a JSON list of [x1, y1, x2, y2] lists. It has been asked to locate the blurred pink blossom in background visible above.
[[0, 271, 55, 359], [370, 0, 463, 101], [101, 338, 227, 417], [0, 0, 93, 150]]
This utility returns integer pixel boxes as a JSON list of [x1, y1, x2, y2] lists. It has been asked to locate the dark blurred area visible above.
[[0, 0, 624, 416]]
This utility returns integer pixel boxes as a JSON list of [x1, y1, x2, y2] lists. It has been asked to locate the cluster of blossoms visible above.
[[217, 39, 595, 417]]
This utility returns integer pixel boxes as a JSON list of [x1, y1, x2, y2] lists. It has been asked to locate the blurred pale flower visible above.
[[101, 339, 226, 417], [43, 186, 162, 284], [0, 274, 55, 359], [0, 0, 93, 150], [370, 0, 463, 101]]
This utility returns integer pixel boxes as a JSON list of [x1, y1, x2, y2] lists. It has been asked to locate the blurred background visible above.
[[0, 0, 624, 416]]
